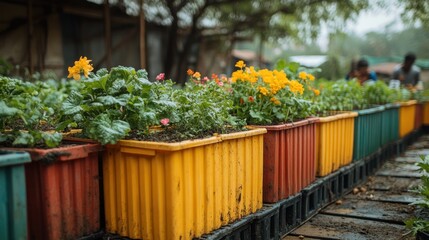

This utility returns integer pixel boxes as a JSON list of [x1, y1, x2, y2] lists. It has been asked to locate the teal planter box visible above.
[[381, 104, 400, 146], [0, 151, 31, 240], [353, 106, 385, 161]]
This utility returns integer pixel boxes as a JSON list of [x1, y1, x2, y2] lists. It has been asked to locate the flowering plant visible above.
[[228, 60, 319, 125], [59, 58, 176, 145], [147, 70, 244, 142]]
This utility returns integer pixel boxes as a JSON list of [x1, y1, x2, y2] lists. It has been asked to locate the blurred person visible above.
[[392, 52, 421, 89], [346, 58, 377, 85]]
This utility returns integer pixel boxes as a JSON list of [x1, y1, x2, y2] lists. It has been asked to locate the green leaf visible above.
[[13, 132, 34, 146], [0, 101, 19, 117], [96, 96, 128, 106], [86, 114, 131, 144], [275, 59, 287, 71], [41, 132, 62, 148], [288, 62, 300, 73]]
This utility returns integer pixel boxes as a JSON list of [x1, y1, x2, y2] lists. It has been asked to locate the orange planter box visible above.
[[415, 102, 423, 130], [257, 118, 318, 203], [4, 142, 102, 240], [424, 102, 429, 126]]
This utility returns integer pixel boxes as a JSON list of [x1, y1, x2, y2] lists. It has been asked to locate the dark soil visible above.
[[0, 140, 85, 149], [126, 127, 245, 143]]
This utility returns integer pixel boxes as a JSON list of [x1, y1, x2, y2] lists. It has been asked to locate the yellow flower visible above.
[[235, 60, 246, 69], [270, 97, 281, 105], [289, 80, 304, 95], [307, 74, 315, 81], [67, 56, 93, 80], [258, 86, 269, 96], [298, 71, 307, 80], [193, 72, 201, 79], [313, 89, 320, 96], [67, 66, 81, 80]]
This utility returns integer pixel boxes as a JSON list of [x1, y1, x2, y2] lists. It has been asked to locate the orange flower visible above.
[[313, 89, 320, 96], [193, 72, 201, 79], [187, 69, 194, 76], [248, 96, 254, 102]]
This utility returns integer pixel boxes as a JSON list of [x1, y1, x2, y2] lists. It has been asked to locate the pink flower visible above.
[[202, 76, 209, 83], [156, 73, 165, 81], [160, 118, 170, 126], [217, 81, 224, 86]]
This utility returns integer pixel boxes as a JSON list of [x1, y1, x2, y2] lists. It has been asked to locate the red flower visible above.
[[156, 73, 165, 81], [160, 118, 170, 126], [248, 96, 254, 102]]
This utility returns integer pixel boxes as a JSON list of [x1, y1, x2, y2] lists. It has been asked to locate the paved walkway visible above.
[[284, 135, 429, 240]]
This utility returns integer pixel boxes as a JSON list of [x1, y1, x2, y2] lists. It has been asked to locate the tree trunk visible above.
[[164, 17, 178, 80]]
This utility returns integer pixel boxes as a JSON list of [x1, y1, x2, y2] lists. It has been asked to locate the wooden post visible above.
[[139, 0, 146, 69], [27, 0, 34, 74], [104, 0, 112, 68]]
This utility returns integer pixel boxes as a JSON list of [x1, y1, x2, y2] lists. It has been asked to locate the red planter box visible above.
[[415, 102, 423, 130], [258, 119, 317, 203], [5, 142, 102, 240]]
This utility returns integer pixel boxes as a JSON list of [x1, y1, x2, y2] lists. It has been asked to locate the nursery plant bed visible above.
[[353, 105, 385, 161], [102, 128, 266, 240], [399, 100, 417, 138], [381, 103, 400, 146], [0, 151, 31, 240], [423, 102, 429, 126], [2, 142, 102, 240], [315, 112, 357, 176], [415, 102, 424, 130], [257, 118, 318, 203]]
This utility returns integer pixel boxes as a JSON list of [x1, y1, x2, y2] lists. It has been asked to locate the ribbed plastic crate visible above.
[[353, 106, 384, 161], [0, 151, 31, 240], [381, 104, 400, 146], [260, 119, 317, 203]]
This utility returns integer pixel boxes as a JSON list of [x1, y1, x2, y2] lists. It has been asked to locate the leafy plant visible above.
[[362, 81, 397, 105], [315, 79, 367, 115], [59, 65, 176, 145], [405, 155, 429, 235], [0, 76, 65, 147], [228, 60, 319, 125], [163, 71, 244, 140]]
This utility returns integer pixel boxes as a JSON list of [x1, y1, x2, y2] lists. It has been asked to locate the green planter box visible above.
[[353, 106, 385, 161], [381, 104, 400, 146], [0, 151, 31, 240]]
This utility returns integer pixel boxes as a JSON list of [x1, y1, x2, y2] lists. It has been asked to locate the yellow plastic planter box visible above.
[[103, 128, 266, 240], [399, 100, 417, 137], [315, 112, 357, 177], [423, 102, 429, 125]]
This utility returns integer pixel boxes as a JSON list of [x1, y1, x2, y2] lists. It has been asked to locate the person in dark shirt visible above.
[[392, 52, 421, 88], [346, 59, 377, 85]]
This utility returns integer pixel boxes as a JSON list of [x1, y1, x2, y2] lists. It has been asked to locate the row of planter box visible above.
[[0, 100, 428, 240]]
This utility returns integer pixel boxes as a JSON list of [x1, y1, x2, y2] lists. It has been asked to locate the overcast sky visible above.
[[318, 7, 404, 50]]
